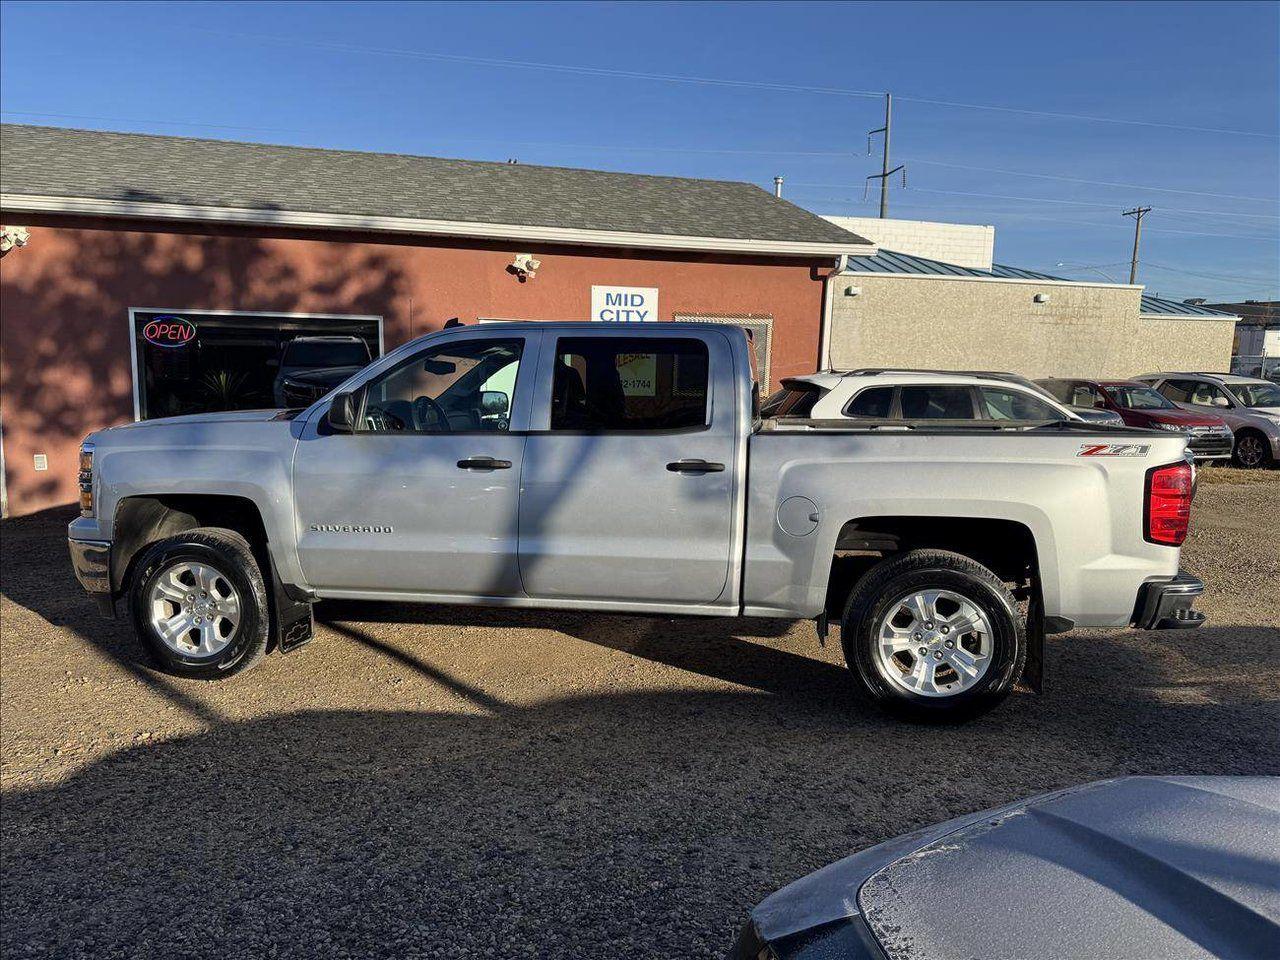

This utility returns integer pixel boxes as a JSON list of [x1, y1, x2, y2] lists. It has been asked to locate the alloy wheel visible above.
[[147, 560, 241, 658], [873, 589, 993, 697]]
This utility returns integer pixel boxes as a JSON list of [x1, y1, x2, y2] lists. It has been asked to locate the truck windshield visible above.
[[1105, 385, 1175, 410], [283, 340, 371, 367], [1230, 382, 1280, 407]]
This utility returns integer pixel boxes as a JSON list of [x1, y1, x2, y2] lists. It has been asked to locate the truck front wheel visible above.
[[128, 527, 270, 680], [840, 549, 1025, 721]]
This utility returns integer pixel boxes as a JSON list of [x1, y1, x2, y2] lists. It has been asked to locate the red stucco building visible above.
[[0, 124, 871, 516]]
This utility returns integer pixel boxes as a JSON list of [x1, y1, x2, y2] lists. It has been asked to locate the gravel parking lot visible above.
[[3, 470, 1278, 959]]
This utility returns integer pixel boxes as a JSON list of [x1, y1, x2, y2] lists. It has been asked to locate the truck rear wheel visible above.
[[128, 527, 269, 680], [840, 549, 1025, 721]]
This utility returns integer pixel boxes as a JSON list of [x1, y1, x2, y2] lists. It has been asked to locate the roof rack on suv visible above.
[[840, 368, 1024, 379]]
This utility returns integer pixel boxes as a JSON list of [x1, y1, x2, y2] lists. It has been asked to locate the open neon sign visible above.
[[142, 316, 197, 348]]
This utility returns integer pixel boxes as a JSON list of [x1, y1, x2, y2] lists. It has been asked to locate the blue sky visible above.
[[2, 0, 1276, 301]]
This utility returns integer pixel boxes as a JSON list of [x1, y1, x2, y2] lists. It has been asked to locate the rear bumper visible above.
[[1133, 573, 1206, 630], [68, 536, 115, 616]]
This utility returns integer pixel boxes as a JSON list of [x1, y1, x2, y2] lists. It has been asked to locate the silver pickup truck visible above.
[[69, 322, 1205, 720]]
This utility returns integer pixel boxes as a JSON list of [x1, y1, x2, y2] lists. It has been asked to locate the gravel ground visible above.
[[3, 475, 1278, 959]]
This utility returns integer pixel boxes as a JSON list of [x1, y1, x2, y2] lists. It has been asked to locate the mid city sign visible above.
[[591, 285, 659, 323]]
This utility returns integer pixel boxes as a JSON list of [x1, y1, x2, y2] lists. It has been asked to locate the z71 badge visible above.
[[1077, 443, 1151, 457]]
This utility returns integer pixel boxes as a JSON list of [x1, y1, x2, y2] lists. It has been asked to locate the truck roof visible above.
[[448, 320, 740, 334]]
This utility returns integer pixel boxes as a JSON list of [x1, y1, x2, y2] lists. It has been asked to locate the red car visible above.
[[1038, 378, 1234, 460]]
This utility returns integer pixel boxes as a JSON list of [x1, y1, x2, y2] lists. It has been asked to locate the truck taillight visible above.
[[1145, 461, 1193, 546], [78, 442, 95, 517]]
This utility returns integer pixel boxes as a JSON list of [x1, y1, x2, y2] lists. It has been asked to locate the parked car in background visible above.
[[731, 775, 1280, 960], [1133, 372, 1280, 469], [763, 370, 1080, 423], [1037, 378, 1234, 461], [271, 335, 373, 407], [971, 370, 1126, 425]]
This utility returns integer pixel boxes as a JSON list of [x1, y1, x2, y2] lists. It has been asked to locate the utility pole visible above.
[[1122, 206, 1152, 284], [867, 93, 905, 218]]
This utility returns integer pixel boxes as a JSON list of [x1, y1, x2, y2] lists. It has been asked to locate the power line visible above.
[[789, 167, 1278, 203], [1142, 262, 1280, 285], [204, 29, 1279, 139], [895, 95, 1278, 139], [899, 159, 1280, 203], [813, 195, 1278, 241], [201, 30, 886, 99], [826, 185, 1280, 222]]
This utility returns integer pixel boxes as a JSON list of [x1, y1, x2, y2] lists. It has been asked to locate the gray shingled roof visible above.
[[0, 123, 868, 250], [842, 249, 1239, 319]]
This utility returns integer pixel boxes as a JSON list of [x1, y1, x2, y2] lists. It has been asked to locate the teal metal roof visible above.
[[844, 249, 1075, 281], [843, 249, 1237, 319], [1139, 294, 1238, 318]]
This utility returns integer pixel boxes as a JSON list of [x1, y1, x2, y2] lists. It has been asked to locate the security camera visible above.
[[511, 253, 541, 278], [0, 226, 30, 253]]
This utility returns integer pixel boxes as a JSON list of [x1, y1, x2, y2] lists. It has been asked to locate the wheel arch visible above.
[[823, 515, 1041, 620], [110, 494, 270, 596]]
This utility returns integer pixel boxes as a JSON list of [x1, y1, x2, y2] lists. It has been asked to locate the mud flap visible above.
[[267, 555, 314, 653], [1018, 587, 1044, 694]]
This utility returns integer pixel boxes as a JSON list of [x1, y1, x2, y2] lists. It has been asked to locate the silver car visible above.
[[1135, 372, 1280, 469], [733, 776, 1280, 960]]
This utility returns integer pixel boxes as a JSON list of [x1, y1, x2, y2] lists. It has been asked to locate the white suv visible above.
[[763, 370, 1080, 423]]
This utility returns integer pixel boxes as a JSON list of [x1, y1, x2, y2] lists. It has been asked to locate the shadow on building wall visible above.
[[0, 223, 413, 514]]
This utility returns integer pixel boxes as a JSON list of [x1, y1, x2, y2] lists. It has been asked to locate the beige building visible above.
[[819, 220, 1237, 379]]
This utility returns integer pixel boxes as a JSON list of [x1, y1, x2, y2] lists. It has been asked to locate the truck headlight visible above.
[[78, 442, 95, 517], [1153, 422, 1188, 433]]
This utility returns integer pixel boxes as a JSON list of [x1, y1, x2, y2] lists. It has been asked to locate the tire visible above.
[[840, 549, 1025, 722], [1232, 430, 1272, 470], [128, 527, 270, 680]]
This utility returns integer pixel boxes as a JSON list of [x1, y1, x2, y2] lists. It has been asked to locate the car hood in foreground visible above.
[[751, 776, 1280, 960]]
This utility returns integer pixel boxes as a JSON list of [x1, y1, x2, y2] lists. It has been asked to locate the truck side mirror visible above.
[[479, 390, 509, 416], [327, 390, 357, 433]]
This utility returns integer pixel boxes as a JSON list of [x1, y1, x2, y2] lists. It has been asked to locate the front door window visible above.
[[357, 339, 522, 433]]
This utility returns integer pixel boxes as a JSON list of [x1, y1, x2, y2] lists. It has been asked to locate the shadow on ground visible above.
[[3, 508, 1278, 959]]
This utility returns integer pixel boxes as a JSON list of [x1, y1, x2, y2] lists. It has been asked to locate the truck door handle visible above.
[[457, 457, 512, 470], [666, 459, 725, 473]]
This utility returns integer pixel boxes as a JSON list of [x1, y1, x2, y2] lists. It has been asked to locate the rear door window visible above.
[[761, 381, 824, 418], [899, 385, 977, 419], [980, 387, 1068, 421], [844, 386, 895, 418], [550, 336, 709, 431]]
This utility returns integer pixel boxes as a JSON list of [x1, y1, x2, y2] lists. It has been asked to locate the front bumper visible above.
[[1185, 431, 1234, 460], [1133, 573, 1206, 630], [68, 537, 115, 616]]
